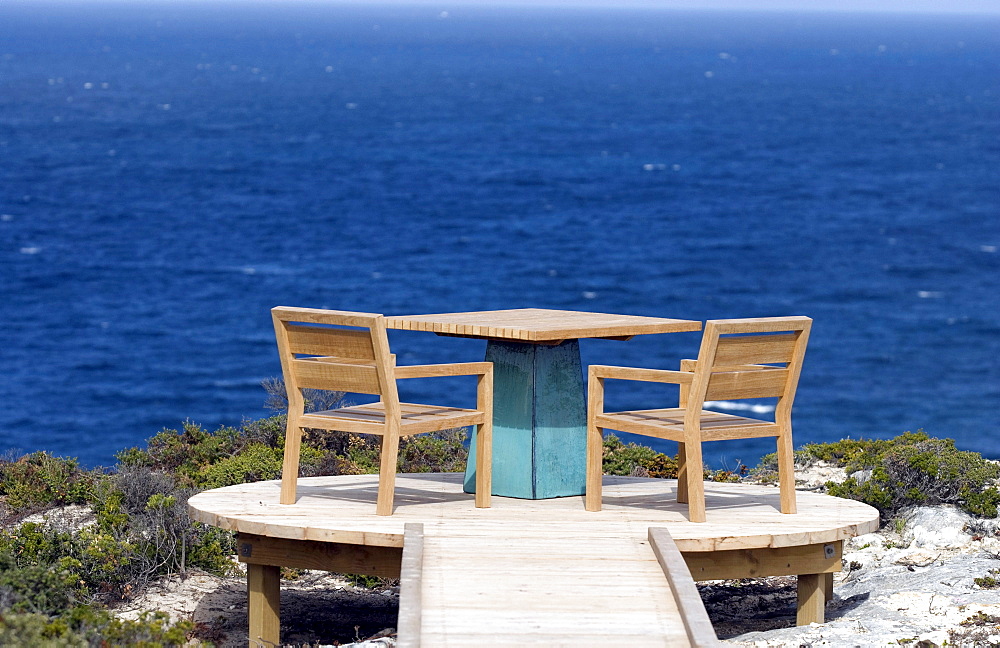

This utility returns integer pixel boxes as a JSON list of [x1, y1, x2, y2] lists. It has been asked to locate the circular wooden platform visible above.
[[188, 473, 879, 552]]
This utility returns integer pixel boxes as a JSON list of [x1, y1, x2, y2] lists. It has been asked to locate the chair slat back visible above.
[[688, 317, 811, 411], [272, 307, 397, 400], [285, 325, 377, 361], [703, 367, 789, 401], [293, 358, 382, 393], [712, 333, 798, 367]]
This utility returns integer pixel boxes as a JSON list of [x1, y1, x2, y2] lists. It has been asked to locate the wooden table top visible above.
[[385, 308, 701, 343]]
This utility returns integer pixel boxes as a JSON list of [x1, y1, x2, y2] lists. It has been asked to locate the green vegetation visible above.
[[796, 431, 1000, 519], [602, 434, 679, 478], [600, 434, 746, 483], [975, 569, 1000, 590], [960, 610, 1000, 626], [0, 451, 97, 512], [0, 608, 193, 647], [0, 382, 475, 645]]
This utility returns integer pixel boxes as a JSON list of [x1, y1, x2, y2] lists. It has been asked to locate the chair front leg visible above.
[[585, 423, 604, 512], [475, 370, 493, 508], [474, 420, 492, 508], [280, 418, 303, 505], [585, 371, 605, 512], [376, 429, 401, 516]]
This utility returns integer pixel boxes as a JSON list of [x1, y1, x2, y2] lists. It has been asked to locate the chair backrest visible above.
[[271, 306, 400, 413], [681, 317, 811, 422]]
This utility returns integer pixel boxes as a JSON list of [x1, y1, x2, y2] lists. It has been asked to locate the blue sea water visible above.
[[1, 2, 998, 470]]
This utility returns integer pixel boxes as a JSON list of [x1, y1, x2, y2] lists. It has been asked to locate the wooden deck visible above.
[[188, 473, 879, 647]]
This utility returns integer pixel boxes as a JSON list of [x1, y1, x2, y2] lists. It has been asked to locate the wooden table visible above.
[[385, 308, 701, 499]]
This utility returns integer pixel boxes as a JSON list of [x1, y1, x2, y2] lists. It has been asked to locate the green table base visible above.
[[464, 339, 587, 499]]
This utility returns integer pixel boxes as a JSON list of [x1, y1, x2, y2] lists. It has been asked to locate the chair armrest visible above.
[[395, 362, 492, 380], [589, 365, 693, 384]]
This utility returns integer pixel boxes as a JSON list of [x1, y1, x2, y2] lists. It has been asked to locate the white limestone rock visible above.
[[902, 505, 974, 550]]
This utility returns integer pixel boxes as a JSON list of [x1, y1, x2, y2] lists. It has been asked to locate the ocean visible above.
[[1, 2, 998, 470]]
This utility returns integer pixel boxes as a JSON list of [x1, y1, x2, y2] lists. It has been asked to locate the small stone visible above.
[[895, 548, 938, 567]]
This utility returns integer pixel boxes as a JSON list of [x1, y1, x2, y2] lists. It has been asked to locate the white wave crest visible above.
[[705, 400, 775, 414]]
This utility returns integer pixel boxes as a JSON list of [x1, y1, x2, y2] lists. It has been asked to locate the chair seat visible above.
[[303, 402, 487, 436], [595, 408, 780, 442]]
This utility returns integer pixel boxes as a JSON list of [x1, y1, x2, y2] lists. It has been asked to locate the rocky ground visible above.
[[713, 503, 1000, 647], [23, 463, 1000, 646], [705, 462, 1000, 646]]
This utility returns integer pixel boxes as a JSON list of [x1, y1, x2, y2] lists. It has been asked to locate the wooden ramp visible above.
[[188, 474, 879, 647], [403, 523, 708, 646]]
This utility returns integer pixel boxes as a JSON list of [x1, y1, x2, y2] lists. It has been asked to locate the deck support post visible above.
[[248, 563, 280, 647], [796, 573, 826, 625]]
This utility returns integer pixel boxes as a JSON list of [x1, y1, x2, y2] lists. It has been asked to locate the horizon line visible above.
[[8, 0, 1000, 15]]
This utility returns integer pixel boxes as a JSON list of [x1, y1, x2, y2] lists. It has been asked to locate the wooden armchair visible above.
[[272, 306, 493, 516], [586, 316, 811, 523]]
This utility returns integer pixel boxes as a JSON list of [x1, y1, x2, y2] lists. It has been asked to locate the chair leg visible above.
[[376, 431, 401, 516], [676, 442, 688, 504], [279, 420, 302, 505], [777, 432, 797, 514], [684, 441, 706, 523], [475, 421, 492, 508], [585, 424, 604, 512]]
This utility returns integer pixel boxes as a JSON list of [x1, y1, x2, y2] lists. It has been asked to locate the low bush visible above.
[[0, 452, 99, 513], [600, 434, 746, 482], [0, 606, 193, 647], [602, 434, 678, 478], [798, 431, 1000, 519]]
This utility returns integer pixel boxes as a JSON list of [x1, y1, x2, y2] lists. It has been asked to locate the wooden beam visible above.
[[682, 540, 841, 582], [648, 528, 719, 647], [397, 524, 424, 648], [247, 563, 280, 648], [237, 533, 402, 578]]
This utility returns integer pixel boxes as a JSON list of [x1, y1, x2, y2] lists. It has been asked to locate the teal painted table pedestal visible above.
[[463, 340, 586, 499], [384, 309, 702, 501]]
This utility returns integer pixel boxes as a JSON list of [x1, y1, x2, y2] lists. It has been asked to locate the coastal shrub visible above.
[[118, 421, 248, 483], [0, 519, 157, 604], [805, 431, 1000, 519], [262, 376, 347, 415], [398, 430, 469, 473], [974, 569, 1000, 589], [748, 448, 813, 484], [196, 442, 285, 489], [602, 434, 678, 478], [101, 465, 237, 579], [599, 434, 747, 482], [0, 606, 193, 647], [0, 452, 98, 513], [0, 546, 85, 614]]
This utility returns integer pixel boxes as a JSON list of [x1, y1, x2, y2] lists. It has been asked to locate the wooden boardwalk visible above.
[[188, 473, 879, 647]]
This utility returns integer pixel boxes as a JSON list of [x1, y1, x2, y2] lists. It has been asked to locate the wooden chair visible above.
[[272, 306, 493, 516], [586, 316, 811, 523]]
